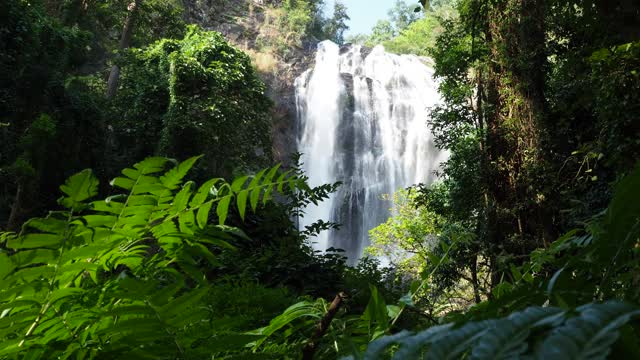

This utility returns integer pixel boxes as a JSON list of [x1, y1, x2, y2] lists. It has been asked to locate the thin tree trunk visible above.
[[302, 292, 347, 360], [7, 183, 23, 231], [106, 0, 141, 98], [471, 255, 482, 304]]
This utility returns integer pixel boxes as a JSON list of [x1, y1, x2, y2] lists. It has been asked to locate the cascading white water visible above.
[[295, 40, 447, 262]]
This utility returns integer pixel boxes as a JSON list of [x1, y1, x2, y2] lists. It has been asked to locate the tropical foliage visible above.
[[112, 25, 272, 177], [0, 156, 305, 358], [1, 0, 639, 358]]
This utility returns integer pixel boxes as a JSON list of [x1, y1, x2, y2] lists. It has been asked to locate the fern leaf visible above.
[[262, 164, 281, 184], [92, 199, 124, 214], [196, 201, 213, 229], [426, 320, 498, 359], [364, 330, 412, 358], [2, 265, 55, 286], [125, 195, 157, 206], [231, 175, 249, 193], [170, 181, 194, 215], [471, 307, 564, 360], [148, 270, 185, 306], [10, 249, 58, 267], [0, 340, 22, 357], [250, 186, 262, 212], [388, 324, 454, 359], [199, 334, 264, 353], [132, 183, 167, 195], [537, 302, 640, 360], [190, 178, 221, 207], [248, 168, 268, 189], [216, 195, 232, 225], [48, 288, 85, 305], [121, 167, 140, 180], [110, 176, 135, 191], [6, 233, 63, 250], [276, 170, 293, 192], [262, 185, 274, 206], [83, 215, 118, 227], [132, 157, 169, 175], [108, 304, 157, 318], [252, 300, 323, 349], [0, 252, 15, 279], [178, 211, 196, 234], [158, 286, 208, 320], [159, 155, 201, 190], [237, 189, 248, 221], [22, 217, 67, 234], [59, 169, 99, 210]]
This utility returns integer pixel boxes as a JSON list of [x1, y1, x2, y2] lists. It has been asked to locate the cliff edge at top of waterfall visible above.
[[182, 0, 318, 165]]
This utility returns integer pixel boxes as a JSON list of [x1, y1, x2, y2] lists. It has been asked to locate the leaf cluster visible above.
[[0, 156, 305, 358]]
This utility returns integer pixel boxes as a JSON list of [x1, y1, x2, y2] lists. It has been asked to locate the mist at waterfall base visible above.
[[295, 40, 447, 263]]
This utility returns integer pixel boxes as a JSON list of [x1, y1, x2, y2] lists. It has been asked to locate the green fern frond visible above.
[[357, 302, 639, 360], [538, 302, 640, 360], [0, 156, 305, 358]]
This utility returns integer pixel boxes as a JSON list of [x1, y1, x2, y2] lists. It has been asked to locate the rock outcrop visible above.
[[182, 0, 316, 164]]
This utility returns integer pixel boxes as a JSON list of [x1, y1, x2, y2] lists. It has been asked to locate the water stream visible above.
[[295, 40, 447, 262]]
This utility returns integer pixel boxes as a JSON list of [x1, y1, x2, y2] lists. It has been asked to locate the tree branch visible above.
[[302, 292, 347, 360]]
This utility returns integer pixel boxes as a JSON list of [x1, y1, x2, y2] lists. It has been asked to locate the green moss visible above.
[[113, 25, 273, 178]]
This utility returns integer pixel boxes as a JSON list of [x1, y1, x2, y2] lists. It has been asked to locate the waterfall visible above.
[[295, 40, 447, 262]]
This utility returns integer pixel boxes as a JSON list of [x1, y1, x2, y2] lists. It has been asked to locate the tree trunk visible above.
[[484, 0, 550, 254], [106, 0, 141, 98], [471, 254, 482, 304], [7, 183, 23, 231]]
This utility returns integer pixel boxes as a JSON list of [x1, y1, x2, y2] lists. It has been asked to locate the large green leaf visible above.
[[230, 175, 249, 193], [0, 252, 15, 279], [160, 156, 201, 190], [158, 286, 208, 320], [252, 300, 323, 349], [262, 164, 281, 184], [132, 157, 169, 175], [216, 195, 232, 225], [197, 201, 214, 229], [249, 186, 262, 212], [470, 307, 564, 359], [190, 179, 221, 207], [236, 190, 248, 221], [6, 233, 63, 250], [10, 249, 58, 267], [538, 302, 640, 360], [59, 169, 99, 210], [426, 320, 497, 359], [362, 285, 389, 338], [170, 181, 194, 215], [22, 218, 67, 234]]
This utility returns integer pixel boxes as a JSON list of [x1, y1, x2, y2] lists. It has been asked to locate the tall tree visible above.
[[478, 0, 553, 286], [106, 0, 141, 98], [388, 0, 421, 32], [324, 0, 350, 44]]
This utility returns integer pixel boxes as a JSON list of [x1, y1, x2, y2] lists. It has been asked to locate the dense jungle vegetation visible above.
[[1, 0, 639, 358]]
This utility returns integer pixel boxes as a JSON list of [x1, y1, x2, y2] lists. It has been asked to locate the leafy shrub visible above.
[[112, 26, 272, 177], [0, 156, 305, 358]]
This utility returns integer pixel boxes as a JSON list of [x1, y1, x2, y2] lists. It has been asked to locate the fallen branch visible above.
[[302, 292, 347, 360]]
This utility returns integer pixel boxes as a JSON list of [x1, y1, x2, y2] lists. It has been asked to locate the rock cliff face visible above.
[[181, 0, 316, 164]]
